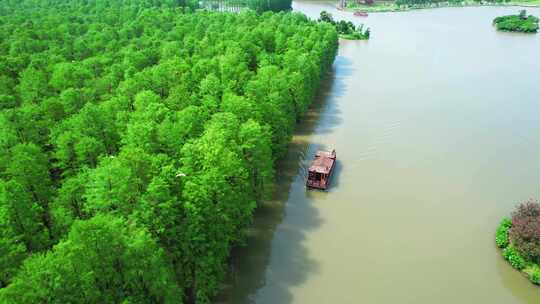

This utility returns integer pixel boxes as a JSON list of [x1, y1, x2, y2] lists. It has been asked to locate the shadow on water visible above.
[[215, 58, 346, 304], [293, 55, 353, 136], [329, 159, 343, 190]]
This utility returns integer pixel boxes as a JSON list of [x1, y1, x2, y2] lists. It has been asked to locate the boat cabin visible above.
[[306, 149, 336, 190]]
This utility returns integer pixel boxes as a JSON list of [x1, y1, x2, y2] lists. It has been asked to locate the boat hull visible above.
[[306, 162, 335, 190], [306, 150, 336, 190]]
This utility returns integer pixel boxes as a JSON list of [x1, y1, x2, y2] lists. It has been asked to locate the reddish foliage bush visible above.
[[509, 200, 540, 263], [514, 200, 540, 218]]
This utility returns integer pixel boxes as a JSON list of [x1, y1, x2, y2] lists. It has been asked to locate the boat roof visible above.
[[308, 150, 336, 174]]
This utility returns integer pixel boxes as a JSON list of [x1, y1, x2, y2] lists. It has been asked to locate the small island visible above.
[[496, 200, 540, 285], [493, 10, 539, 33], [319, 11, 370, 40]]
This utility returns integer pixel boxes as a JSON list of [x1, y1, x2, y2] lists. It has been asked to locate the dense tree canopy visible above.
[[0, 0, 338, 302]]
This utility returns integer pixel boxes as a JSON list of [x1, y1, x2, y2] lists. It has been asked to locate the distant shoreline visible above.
[[340, 1, 540, 13]]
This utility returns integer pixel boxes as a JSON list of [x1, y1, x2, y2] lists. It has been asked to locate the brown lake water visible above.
[[220, 3, 540, 303]]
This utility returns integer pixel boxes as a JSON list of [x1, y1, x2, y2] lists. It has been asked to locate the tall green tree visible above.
[[6, 143, 53, 208], [0, 180, 49, 252], [180, 113, 256, 302], [16, 67, 50, 105], [49, 170, 90, 239]]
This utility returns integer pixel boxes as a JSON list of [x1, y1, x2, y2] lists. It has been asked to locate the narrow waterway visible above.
[[221, 3, 540, 303]]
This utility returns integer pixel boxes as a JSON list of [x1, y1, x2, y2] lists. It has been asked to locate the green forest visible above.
[[0, 0, 338, 302]]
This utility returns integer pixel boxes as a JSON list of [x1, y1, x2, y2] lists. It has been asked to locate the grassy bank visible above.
[[343, 0, 540, 13], [341, 33, 370, 39]]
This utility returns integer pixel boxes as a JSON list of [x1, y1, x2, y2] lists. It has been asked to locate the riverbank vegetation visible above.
[[319, 11, 370, 39], [344, 0, 540, 13], [496, 200, 540, 285], [493, 10, 539, 32], [0, 0, 338, 302]]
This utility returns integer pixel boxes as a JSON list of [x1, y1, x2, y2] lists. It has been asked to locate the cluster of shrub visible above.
[[0, 0, 338, 302], [493, 10, 539, 33], [496, 200, 540, 284], [319, 11, 370, 40]]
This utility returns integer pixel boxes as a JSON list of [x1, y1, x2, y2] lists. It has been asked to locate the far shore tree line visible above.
[[342, 0, 530, 8], [394, 0, 512, 6]]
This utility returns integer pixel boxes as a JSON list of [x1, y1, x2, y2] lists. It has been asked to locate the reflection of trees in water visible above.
[[200, 0, 292, 12]]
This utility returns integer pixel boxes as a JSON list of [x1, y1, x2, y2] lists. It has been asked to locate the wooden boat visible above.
[[354, 11, 368, 17], [306, 149, 336, 190]]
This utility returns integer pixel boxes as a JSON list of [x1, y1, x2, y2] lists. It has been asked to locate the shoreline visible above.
[[341, 1, 540, 13], [496, 218, 540, 286]]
